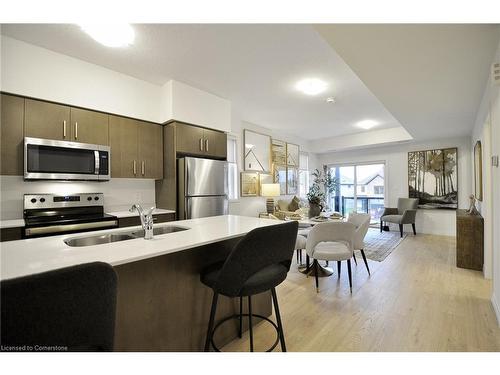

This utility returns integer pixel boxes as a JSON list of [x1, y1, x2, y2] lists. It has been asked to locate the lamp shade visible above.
[[261, 183, 280, 197]]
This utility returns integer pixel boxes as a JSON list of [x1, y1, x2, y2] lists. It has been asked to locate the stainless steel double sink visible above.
[[64, 226, 189, 247]]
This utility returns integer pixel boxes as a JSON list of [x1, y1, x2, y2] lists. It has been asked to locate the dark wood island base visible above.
[[113, 238, 272, 351]]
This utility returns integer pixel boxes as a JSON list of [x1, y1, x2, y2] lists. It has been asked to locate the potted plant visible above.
[[306, 167, 339, 218]]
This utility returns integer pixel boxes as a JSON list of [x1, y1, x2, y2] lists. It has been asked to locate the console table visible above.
[[456, 209, 484, 271]]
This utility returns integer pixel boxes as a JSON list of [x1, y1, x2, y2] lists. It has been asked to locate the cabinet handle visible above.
[[199, 138, 204, 151], [75, 122, 78, 139], [205, 139, 209, 152], [133, 160, 137, 175], [141, 161, 145, 176], [63, 120, 67, 138]]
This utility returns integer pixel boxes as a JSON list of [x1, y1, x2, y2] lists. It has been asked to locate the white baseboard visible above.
[[492, 293, 500, 326]]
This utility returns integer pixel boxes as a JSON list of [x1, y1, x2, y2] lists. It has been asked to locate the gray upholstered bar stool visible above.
[[1, 262, 117, 351], [200, 221, 298, 352]]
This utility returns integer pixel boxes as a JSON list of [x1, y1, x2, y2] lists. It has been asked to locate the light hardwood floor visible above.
[[222, 233, 500, 351]]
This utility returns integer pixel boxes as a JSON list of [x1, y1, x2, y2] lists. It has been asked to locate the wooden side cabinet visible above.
[[1, 94, 25, 175], [456, 209, 484, 271], [25, 98, 71, 141], [175, 122, 227, 159], [69, 107, 109, 145]]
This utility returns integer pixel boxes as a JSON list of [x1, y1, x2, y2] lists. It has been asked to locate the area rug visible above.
[[361, 228, 407, 262]]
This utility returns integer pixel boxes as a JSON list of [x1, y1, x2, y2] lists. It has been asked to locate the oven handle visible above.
[[94, 150, 100, 174], [25, 220, 118, 237]]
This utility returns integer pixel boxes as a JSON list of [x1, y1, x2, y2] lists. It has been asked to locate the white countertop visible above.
[[0, 209, 176, 229], [0, 215, 285, 281], [0, 219, 25, 229], [107, 208, 176, 218]]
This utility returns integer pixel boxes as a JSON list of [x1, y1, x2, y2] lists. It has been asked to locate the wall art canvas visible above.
[[240, 172, 259, 197], [244, 129, 271, 172], [286, 143, 299, 167], [286, 167, 298, 195], [273, 165, 287, 195], [408, 147, 458, 209], [271, 139, 287, 165]]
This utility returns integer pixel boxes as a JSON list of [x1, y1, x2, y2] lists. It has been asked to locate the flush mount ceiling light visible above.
[[357, 120, 379, 130], [326, 97, 336, 104], [295, 78, 328, 96], [79, 23, 135, 48]]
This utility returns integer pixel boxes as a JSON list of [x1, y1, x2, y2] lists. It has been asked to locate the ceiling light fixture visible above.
[[79, 23, 135, 48], [326, 97, 336, 104], [357, 120, 379, 130], [295, 78, 327, 96]]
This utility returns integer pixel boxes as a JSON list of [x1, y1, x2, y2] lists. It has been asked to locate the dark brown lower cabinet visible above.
[[0, 227, 23, 242], [117, 213, 175, 228], [456, 209, 484, 271]]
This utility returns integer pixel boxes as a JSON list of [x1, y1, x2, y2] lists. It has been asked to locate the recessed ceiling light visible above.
[[79, 23, 135, 48], [357, 120, 379, 130], [326, 97, 336, 104], [295, 78, 328, 96]]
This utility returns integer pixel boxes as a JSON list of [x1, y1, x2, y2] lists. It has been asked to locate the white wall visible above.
[[316, 136, 472, 236], [470, 40, 500, 324], [1, 36, 231, 132], [0, 176, 156, 220], [1, 35, 164, 122]]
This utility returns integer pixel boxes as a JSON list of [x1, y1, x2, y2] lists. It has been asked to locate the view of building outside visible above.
[[328, 163, 385, 222]]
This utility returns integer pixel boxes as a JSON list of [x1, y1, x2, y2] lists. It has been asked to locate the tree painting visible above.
[[408, 148, 458, 209]]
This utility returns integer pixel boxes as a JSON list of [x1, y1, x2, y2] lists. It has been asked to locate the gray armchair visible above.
[[380, 198, 419, 237]]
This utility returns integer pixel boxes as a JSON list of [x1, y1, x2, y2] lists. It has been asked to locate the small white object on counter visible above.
[[0, 215, 287, 281], [0, 219, 26, 229]]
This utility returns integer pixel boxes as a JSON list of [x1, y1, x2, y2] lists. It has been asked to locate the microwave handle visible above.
[[94, 151, 100, 174]]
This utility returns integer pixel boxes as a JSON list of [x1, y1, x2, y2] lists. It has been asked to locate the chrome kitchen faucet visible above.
[[129, 204, 155, 240]]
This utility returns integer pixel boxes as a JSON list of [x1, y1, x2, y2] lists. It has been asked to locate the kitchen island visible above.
[[0, 215, 286, 351]]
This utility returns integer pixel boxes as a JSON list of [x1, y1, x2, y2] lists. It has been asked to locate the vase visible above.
[[309, 203, 321, 218]]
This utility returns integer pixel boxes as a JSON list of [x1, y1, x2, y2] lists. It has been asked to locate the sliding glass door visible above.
[[329, 162, 385, 223]]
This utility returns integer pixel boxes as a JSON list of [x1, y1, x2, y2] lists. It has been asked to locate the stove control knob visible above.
[[30, 198, 37, 204], [94, 196, 99, 201], [87, 196, 93, 201], [40, 197, 46, 203]]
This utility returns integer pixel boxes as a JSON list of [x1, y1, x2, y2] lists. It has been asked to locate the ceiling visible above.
[[2, 24, 498, 144], [315, 24, 500, 140], [1, 24, 401, 141]]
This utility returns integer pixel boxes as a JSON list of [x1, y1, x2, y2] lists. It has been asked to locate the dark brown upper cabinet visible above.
[[0, 94, 25, 175], [69, 107, 109, 145], [109, 115, 163, 180], [175, 122, 227, 159], [24, 99, 70, 141]]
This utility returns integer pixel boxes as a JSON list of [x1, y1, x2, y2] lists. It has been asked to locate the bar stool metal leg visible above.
[[204, 292, 219, 351], [271, 288, 287, 352], [248, 295, 254, 352], [238, 296, 243, 338]]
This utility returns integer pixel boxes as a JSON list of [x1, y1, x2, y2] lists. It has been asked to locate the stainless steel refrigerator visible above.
[[177, 157, 229, 219]]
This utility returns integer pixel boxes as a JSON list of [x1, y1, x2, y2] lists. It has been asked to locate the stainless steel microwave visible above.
[[24, 137, 110, 181]]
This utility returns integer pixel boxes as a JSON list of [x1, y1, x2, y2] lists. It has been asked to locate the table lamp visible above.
[[261, 183, 280, 214]]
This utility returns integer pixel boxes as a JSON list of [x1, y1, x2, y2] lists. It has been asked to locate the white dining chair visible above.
[[305, 221, 356, 293], [347, 213, 371, 275]]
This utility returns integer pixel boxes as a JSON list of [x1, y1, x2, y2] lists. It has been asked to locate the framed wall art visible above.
[[271, 139, 287, 165], [273, 164, 287, 195], [243, 129, 271, 172], [286, 167, 298, 195], [240, 172, 259, 197], [408, 147, 458, 209], [286, 143, 299, 167]]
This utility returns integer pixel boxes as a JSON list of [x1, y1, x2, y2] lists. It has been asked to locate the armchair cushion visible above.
[[381, 214, 403, 224], [312, 241, 352, 261]]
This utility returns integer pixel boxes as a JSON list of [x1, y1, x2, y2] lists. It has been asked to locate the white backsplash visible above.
[[0, 176, 156, 220]]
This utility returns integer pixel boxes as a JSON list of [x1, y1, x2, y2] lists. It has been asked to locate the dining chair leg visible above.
[[337, 261, 341, 277], [412, 223, 416, 235], [248, 295, 254, 352], [314, 260, 319, 293], [399, 224, 403, 237], [352, 251, 358, 265], [299, 249, 303, 264], [204, 292, 219, 351], [238, 296, 243, 338], [271, 288, 287, 352], [360, 249, 370, 275], [380, 220, 383, 232], [306, 255, 310, 277], [347, 260, 353, 293]]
